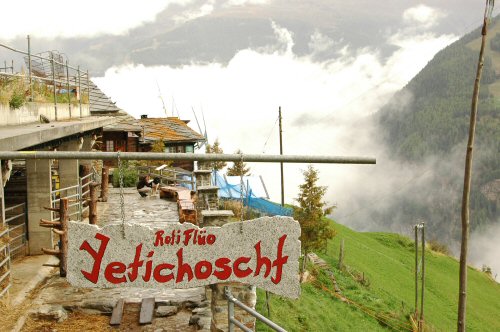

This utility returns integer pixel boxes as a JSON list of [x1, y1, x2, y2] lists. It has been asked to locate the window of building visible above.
[[167, 146, 176, 153], [176, 145, 185, 153], [115, 140, 126, 152], [185, 145, 194, 153], [106, 140, 114, 152]]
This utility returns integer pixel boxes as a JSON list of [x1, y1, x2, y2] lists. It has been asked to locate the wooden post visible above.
[[89, 182, 99, 225], [40, 200, 67, 276], [300, 253, 308, 282], [338, 238, 345, 270], [59, 198, 68, 277], [458, 4, 492, 331], [81, 165, 91, 218], [420, 223, 425, 323], [279, 107, 284, 207], [101, 167, 109, 202], [415, 225, 419, 319]]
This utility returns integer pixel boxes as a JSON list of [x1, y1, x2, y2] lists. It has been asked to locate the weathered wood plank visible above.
[[139, 297, 155, 325], [110, 298, 125, 326]]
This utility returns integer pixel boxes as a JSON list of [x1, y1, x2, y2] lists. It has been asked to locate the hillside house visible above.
[[101, 115, 206, 171]]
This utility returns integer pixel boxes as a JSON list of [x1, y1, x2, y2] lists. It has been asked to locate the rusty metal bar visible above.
[[0, 151, 376, 164]]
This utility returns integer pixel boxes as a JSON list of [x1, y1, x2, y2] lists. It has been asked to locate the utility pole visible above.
[[414, 222, 425, 331], [421, 222, 425, 323], [279, 107, 284, 207], [265, 107, 284, 319], [414, 225, 418, 319], [458, 2, 493, 331]]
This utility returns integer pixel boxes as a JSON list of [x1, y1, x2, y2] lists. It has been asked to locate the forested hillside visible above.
[[376, 18, 500, 244]]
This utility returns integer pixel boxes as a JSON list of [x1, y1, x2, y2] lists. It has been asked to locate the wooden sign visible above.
[[67, 216, 301, 298]]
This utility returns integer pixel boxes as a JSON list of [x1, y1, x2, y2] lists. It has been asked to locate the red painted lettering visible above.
[[233, 256, 252, 278], [142, 251, 154, 282], [213, 257, 232, 280], [254, 241, 271, 278], [194, 260, 212, 280], [127, 243, 144, 282], [79, 233, 110, 283], [206, 234, 216, 245], [175, 248, 193, 282], [271, 235, 289, 284], [154, 230, 164, 246], [104, 262, 126, 284], [183, 229, 194, 245], [153, 263, 175, 282]]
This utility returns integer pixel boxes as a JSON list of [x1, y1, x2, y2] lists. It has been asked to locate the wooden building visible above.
[[102, 114, 205, 171]]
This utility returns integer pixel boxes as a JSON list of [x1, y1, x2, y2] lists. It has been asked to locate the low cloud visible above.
[[403, 5, 446, 29], [173, 0, 216, 24], [0, 0, 273, 40], [469, 222, 500, 281], [94, 19, 456, 208], [224, 0, 271, 6], [0, 1, 189, 39]]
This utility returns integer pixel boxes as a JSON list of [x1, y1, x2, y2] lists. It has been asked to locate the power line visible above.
[[262, 115, 279, 153]]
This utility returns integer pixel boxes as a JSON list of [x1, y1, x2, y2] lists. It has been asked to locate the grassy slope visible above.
[[256, 220, 500, 331]]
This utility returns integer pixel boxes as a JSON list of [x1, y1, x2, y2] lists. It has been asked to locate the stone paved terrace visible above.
[[97, 187, 180, 226], [16, 186, 211, 331]]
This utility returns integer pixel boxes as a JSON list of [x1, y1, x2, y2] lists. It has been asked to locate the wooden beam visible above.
[[39, 219, 61, 227], [101, 167, 109, 202], [41, 248, 61, 256], [110, 299, 125, 326], [139, 298, 155, 325], [39, 223, 60, 229], [60, 198, 69, 277], [52, 228, 65, 236], [89, 181, 98, 225]]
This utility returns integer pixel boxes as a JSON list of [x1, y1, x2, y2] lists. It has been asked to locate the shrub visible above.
[[112, 166, 138, 187], [9, 92, 25, 109], [482, 265, 492, 276], [427, 239, 450, 255], [219, 199, 261, 221]]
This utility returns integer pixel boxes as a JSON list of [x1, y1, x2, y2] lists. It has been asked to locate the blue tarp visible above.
[[209, 171, 292, 217]]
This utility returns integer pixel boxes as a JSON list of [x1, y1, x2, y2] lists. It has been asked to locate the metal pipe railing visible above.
[[225, 287, 287, 332], [0, 151, 376, 164], [0, 42, 86, 72], [51, 184, 79, 194], [8, 224, 24, 232], [5, 213, 24, 223], [4, 203, 25, 212], [0, 72, 85, 93]]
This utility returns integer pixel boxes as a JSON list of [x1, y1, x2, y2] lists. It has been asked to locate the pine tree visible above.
[[294, 165, 336, 254], [205, 139, 227, 172], [148, 139, 172, 167], [227, 149, 251, 176]]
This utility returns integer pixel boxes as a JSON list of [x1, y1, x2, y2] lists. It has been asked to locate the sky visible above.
[[1, 1, 498, 275]]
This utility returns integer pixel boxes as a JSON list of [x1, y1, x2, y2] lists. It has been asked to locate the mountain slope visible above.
[[375, 18, 500, 243]]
